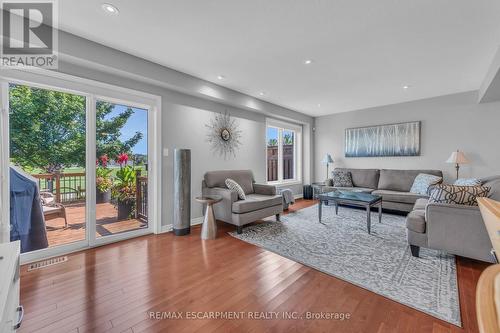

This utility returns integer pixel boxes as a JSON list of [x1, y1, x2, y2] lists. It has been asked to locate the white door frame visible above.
[[0, 68, 162, 263], [0, 81, 10, 244]]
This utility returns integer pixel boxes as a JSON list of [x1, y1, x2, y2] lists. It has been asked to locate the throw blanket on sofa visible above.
[[280, 188, 295, 207]]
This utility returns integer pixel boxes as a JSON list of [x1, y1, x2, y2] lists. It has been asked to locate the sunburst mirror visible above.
[[206, 111, 242, 159]]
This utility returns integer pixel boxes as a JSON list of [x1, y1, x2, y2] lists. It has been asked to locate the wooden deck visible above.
[[45, 202, 147, 247]]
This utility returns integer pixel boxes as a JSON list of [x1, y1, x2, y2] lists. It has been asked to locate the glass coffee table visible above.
[[311, 182, 328, 199], [317, 190, 383, 234]]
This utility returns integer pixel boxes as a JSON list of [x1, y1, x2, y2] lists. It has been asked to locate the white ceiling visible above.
[[58, 0, 500, 116]]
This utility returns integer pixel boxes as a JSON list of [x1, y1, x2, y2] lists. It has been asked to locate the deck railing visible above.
[[135, 170, 148, 222], [32, 171, 148, 222], [32, 172, 86, 203]]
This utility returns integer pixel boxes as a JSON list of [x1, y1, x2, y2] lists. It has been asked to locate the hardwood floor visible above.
[[19, 200, 490, 333]]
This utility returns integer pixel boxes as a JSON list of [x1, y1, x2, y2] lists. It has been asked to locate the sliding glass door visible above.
[[94, 100, 149, 239], [8, 83, 88, 252], [0, 71, 159, 262]]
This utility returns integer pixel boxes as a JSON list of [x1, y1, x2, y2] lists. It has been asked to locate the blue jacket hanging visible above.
[[10, 167, 48, 253]]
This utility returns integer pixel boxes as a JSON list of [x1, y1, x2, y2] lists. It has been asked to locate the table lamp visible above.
[[321, 153, 334, 179], [446, 150, 469, 180]]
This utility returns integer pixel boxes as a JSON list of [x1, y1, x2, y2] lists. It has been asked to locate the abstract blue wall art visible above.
[[345, 121, 421, 157]]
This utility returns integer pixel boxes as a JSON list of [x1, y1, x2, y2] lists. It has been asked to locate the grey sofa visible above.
[[324, 168, 443, 213], [202, 170, 283, 234], [406, 175, 500, 263]]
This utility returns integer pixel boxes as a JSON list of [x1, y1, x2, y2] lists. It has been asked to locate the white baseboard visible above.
[[191, 216, 204, 226], [160, 224, 172, 233], [159, 216, 205, 234], [294, 194, 303, 200]]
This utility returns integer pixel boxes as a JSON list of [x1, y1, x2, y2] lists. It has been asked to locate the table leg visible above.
[[378, 201, 382, 223], [201, 203, 217, 240], [366, 205, 371, 234], [335, 201, 338, 215]]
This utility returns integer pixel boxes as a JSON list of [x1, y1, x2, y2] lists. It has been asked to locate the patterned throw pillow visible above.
[[410, 173, 443, 195], [332, 170, 353, 187], [225, 178, 246, 200], [454, 178, 482, 186], [429, 184, 490, 206]]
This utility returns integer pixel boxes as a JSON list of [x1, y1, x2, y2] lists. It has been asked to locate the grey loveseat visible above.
[[406, 175, 500, 263], [324, 168, 443, 213], [202, 170, 283, 234]]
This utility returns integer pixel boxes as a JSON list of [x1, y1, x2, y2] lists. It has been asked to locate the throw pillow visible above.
[[428, 184, 490, 206], [332, 170, 353, 187], [454, 178, 482, 186], [410, 173, 443, 195], [225, 178, 246, 200]]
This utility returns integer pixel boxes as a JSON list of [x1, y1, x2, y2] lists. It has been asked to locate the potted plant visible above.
[[112, 153, 137, 220], [96, 154, 113, 203]]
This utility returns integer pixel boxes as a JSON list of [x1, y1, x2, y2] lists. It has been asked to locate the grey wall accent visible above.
[[479, 46, 500, 103], [49, 31, 313, 226], [314, 91, 500, 183]]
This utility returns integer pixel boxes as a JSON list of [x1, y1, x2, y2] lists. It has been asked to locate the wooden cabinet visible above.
[[0, 241, 21, 333]]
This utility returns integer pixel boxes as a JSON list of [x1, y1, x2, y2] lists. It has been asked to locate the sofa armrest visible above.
[[201, 186, 238, 223], [322, 186, 335, 193], [202, 186, 238, 202], [253, 183, 276, 196], [426, 202, 494, 262], [427, 202, 481, 214]]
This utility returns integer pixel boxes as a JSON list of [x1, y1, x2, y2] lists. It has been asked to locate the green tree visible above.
[[267, 138, 278, 146], [9, 84, 86, 173], [96, 101, 143, 160], [9, 84, 143, 173], [283, 133, 294, 145], [131, 153, 147, 167]]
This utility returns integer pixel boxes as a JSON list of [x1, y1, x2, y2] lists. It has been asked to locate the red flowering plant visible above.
[[96, 154, 113, 193], [112, 152, 136, 203], [117, 153, 128, 166]]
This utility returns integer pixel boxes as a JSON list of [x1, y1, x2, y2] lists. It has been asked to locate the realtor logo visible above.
[[1, 0, 58, 68]]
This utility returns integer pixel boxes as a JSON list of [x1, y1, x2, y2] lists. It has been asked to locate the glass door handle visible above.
[[14, 305, 24, 329]]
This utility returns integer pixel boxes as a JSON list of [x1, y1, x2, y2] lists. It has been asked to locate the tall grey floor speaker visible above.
[[173, 149, 191, 236]]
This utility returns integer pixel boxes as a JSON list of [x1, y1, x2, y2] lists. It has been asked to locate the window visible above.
[[266, 120, 301, 183]]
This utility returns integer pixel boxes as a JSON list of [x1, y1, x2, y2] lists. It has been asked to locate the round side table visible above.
[[195, 195, 222, 240]]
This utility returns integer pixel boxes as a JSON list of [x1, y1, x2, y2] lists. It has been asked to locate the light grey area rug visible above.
[[229, 204, 460, 326]]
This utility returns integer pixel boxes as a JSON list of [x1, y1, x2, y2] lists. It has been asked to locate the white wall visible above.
[[51, 32, 313, 226], [314, 91, 500, 183]]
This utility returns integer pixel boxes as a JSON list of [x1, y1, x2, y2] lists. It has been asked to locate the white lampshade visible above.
[[446, 150, 469, 164], [322, 153, 334, 164]]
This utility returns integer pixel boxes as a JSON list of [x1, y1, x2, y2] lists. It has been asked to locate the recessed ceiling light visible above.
[[317, 103, 321, 107], [102, 3, 119, 14], [258, 92, 265, 96], [403, 85, 410, 89], [217, 75, 226, 80], [304, 59, 314, 65]]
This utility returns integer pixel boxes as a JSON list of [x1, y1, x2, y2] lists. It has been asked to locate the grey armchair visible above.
[[202, 170, 283, 234]]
